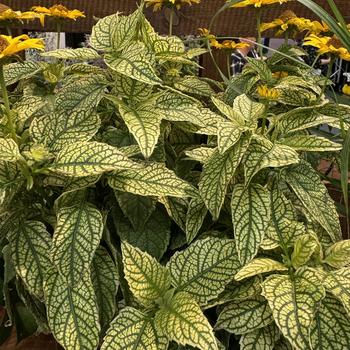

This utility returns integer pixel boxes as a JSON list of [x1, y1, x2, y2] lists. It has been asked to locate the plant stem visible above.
[[5, 25, 12, 36], [284, 31, 289, 46], [169, 9, 174, 36], [320, 56, 335, 98], [56, 21, 61, 50], [0, 64, 16, 140], [256, 8, 264, 60], [226, 52, 232, 79]]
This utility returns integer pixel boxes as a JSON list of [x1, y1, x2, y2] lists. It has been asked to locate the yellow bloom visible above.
[[272, 71, 289, 79], [32, 4, 85, 26], [210, 39, 249, 50], [145, 0, 200, 11], [257, 85, 280, 100], [342, 84, 350, 96], [198, 28, 216, 40], [0, 34, 44, 60], [0, 6, 37, 22], [304, 34, 350, 61], [232, 0, 290, 8]]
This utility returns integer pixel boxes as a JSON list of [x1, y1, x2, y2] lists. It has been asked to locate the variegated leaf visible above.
[[51, 141, 138, 177], [185, 197, 208, 243], [101, 307, 167, 350], [211, 96, 245, 125], [184, 147, 215, 164], [168, 238, 240, 304], [155, 292, 218, 350], [116, 192, 156, 230], [115, 75, 153, 103], [174, 76, 213, 96], [90, 11, 139, 51], [0, 138, 21, 162], [91, 246, 119, 329], [55, 75, 106, 112], [42, 48, 100, 60], [44, 267, 100, 350], [291, 234, 318, 269], [217, 122, 243, 154], [108, 163, 197, 198], [284, 162, 341, 242], [239, 324, 280, 350], [310, 294, 350, 350], [118, 102, 162, 158], [244, 136, 299, 184], [51, 203, 104, 286], [4, 61, 41, 86], [216, 296, 274, 334], [231, 184, 270, 264], [279, 135, 342, 152], [105, 42, 161, 85], [160, 196, 187, 232], [246, 57, 273, 82], [261, 268, 325, 350], [9, 221, 51, 299], [233, 94, 265, 126], [30, 110, 100, 152], [117, 211, 170, 259], [324, 240, 350, 268], [0, 161, 22, 189], [121, 241, 171, 306], [235, 258, 287, 281], [199, 139, 249, 220]]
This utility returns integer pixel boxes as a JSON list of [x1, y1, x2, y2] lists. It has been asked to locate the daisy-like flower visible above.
[[0, 4, 37, 23], [0, 34, 44, 60], [342, 84, 350, 96], [303, 34, 350, 61], [198, 28, 216, 40], [145, 0, 200, 11], [231, 0, 291, 8], [257, 84, 280, 100], [210, 39, 250, 50], [32, 4, 85, 26], [272, 71, 289, 79]]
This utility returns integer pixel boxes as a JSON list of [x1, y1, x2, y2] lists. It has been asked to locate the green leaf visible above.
[[185, 197, 208, 243], [235, 258, 288, 281], [44, 267, 100, 350], [217, 122, 243, 154], [121, 241, 171, 306], [261, 268, 325, 350], [231, 184, 270, 264], [90, 11, 139, 52], [185, 147, 215, 164], [105, 42, 162, 85], [0, 161, 22, 190], [322, 268, 350, 315], [108, 163, 197, 198], [284, 162, 341, 242], [216, 296, 274, 334], [115, 75, 153, 103], [51, 203, 104, 286], [41, 48, 100, 60], [55, 75, 106, 112], [233, 94, 265, 126], [279, 135, 342, 152], [117, 101, 162, 158], [117, 211, 170, 259], [291, 234, 318, 269], [324, 240, 350, 268], [211, 96, 245, 125], [168, 238, 240, 304], [239, 324, 280, 350], [0, 138, 21, 162], [4, 61, 41, 86], [154, 292, 218, 350], [116, 191, 156, 230], [244, 136, 299, 184], [9, 221, 51, 299], [30, 109, 101, 152], [245, 57, 273, 82], [199, 139, 249, 220], [310, 294, 350, 350], [51, 141, 138, 177], [160, 197, 187, 232], [101, 307, 167, 350], [174, 76, 213, 97], [91, 246, 119, 329]]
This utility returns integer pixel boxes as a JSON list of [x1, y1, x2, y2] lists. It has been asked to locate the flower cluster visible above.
[[145, 0, 200, 11], [199, 28, 249, 50]]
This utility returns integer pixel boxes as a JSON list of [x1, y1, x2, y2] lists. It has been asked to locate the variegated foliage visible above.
[[0, 5, 349, 350]]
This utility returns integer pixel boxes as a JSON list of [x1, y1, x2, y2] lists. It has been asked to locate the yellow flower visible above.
[[342, 84, 350, 96], [0, 5, 37, 22], [210, 39, 249, 50], [303, 34, 350, 61], [272, 71, 289, 79], [257, 85, 280, 100], [145, 0, 200, 11], [0, 34, 44, 60], [231, 0, 290, 8], [32, 4, 85, 26], [199, 28, 216, 40]]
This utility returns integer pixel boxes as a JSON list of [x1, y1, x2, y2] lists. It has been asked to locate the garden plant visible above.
[[0, 0, 350, 349]]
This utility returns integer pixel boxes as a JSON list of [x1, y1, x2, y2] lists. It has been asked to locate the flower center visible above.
[[327, 36, 343, 49], [0, 36, 9, 52], [0, 3, 10, 13], [279, 10, 297, 22]]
